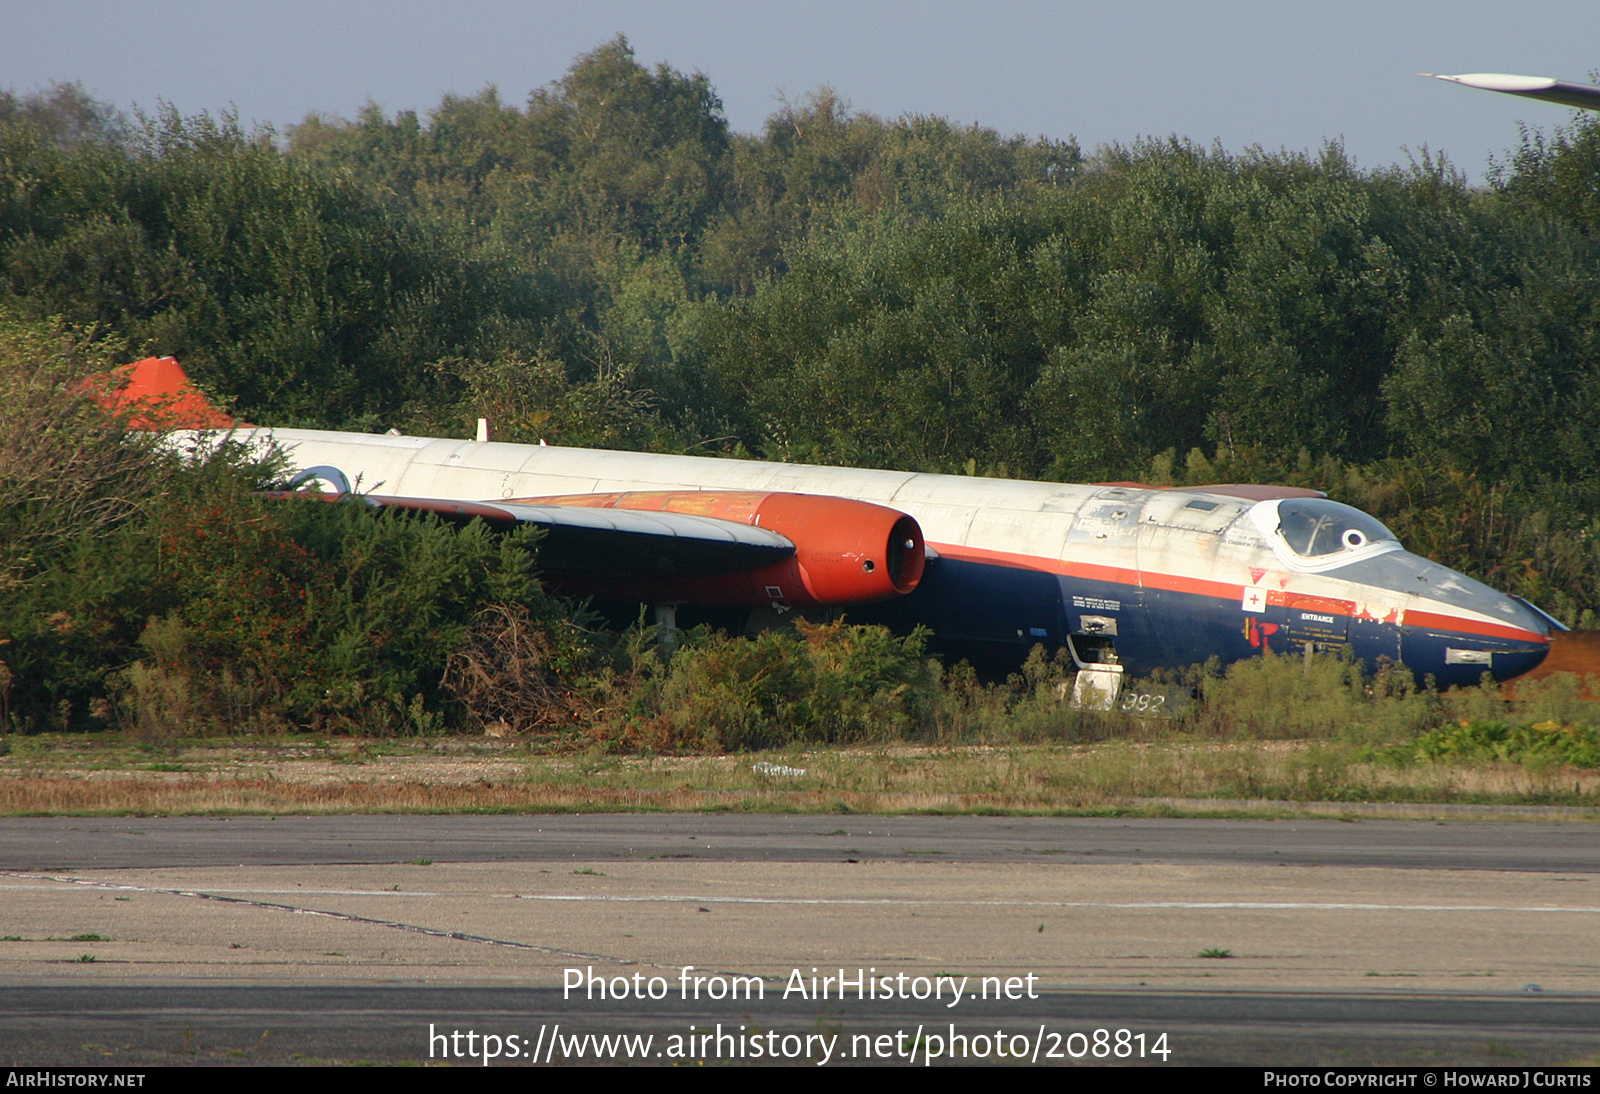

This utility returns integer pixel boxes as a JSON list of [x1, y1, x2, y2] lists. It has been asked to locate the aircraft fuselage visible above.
[[257, 428, 1552, 688]]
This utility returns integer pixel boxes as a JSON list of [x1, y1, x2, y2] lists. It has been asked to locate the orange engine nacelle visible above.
[[511, 491, 926, 608]]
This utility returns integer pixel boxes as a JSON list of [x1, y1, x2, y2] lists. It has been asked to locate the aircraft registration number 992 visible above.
[[1116, 685, 1194, 717]]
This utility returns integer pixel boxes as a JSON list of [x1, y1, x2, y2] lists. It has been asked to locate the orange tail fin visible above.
[[88, 357, 239, 429]]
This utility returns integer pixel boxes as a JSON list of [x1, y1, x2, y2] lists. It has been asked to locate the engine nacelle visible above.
[[512, 491, 926, 608]]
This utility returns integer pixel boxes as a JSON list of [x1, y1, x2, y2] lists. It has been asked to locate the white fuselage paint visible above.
[[229, 428, 1549, 679]]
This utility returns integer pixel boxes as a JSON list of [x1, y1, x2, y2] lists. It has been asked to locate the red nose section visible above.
[[89, 357, 238, 430]]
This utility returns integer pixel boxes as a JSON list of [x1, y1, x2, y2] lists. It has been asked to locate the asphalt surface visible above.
[[4, 984, 1599, 1067], [3, 813, 1597, 872], [2, 814, 1597, 1067]]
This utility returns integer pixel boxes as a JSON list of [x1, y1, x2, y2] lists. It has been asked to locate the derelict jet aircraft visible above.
[[109, 357, 1556, 700]]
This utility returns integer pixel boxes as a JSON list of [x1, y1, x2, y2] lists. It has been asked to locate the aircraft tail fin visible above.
[[87, 357, 239, 430]]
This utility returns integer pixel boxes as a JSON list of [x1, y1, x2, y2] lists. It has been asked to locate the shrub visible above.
[[1197, 648, 1434, 741], [112, 496, 566, 735], [593, 618, 938, 752], [441, 602, 595, 735], [0, 321, 585, 735]]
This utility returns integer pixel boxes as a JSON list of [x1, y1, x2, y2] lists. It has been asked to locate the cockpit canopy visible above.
[[1272, 499, 1399, 558]]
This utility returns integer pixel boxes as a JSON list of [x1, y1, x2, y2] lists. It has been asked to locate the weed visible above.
[[5, 702, 1600, 815], [1479, 1042, 1525, 1059], [1198, 948, 1233, 959]]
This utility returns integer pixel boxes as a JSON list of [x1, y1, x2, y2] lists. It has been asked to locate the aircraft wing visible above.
[[270, 480, 927, 609], [313, 493, 798, 578], [1424, 72, 1600, 112]]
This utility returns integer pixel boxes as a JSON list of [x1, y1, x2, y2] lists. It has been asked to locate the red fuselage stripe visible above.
[[1400, 609, 1549, 645], [932, 543, 1234, 600]]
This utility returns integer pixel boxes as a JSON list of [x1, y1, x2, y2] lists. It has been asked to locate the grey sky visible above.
[[3, 0, 1595, 182]]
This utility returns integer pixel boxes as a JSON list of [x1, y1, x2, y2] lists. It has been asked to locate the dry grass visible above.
[[1, 734, 1598, 816]]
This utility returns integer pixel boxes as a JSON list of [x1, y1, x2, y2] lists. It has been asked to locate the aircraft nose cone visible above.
[[1400, 568, 1552, 686], [1489, 643, 1551, 682], [1479, 600, 1553, 682]]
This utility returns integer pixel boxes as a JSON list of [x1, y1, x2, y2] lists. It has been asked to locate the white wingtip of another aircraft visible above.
[[1422, 72, 1600, 111]]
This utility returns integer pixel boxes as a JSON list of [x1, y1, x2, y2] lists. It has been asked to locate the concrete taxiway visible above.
[[1, 815, 1597, 1065]]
